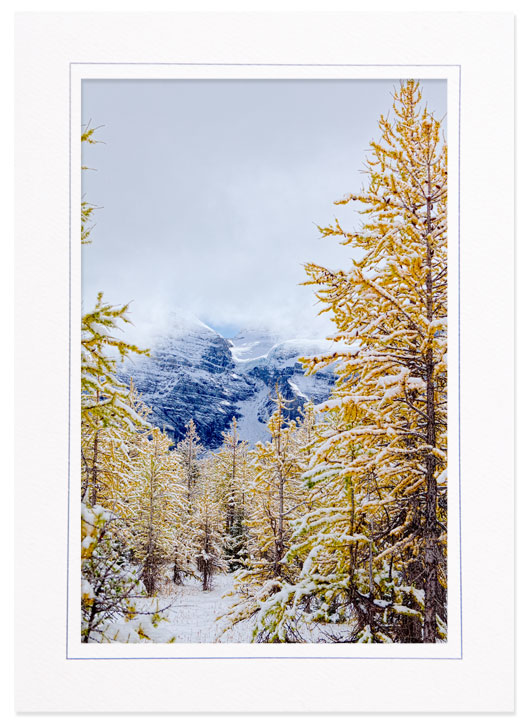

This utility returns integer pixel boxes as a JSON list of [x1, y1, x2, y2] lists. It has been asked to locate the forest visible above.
[[80, 80, 448, 645]]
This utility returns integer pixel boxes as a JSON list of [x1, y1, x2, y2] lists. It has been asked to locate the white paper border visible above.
[[15, 11, 514, 712]]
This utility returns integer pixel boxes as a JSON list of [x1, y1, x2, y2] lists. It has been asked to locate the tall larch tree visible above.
[[210, 417, 251, 570], [169, 419, 205, 584], [302, 80, 447, 642], [177, 419, 203, 504], [220, 390, 310, 641], [190, 461, 227, 591], [80, 127, 161, 641], [125, 428, 186, 595], [81, 124, 99, 246], [81, 297, 148, 507]]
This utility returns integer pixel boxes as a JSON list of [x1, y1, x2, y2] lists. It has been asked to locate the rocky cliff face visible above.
[[120, 312, 337, 449]]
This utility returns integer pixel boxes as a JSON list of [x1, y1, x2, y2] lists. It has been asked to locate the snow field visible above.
[[138, 573, 254, 643]]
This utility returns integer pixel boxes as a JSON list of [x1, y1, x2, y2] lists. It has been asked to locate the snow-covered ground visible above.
[[132, 573, 356, 644], [138, 573, 254, 643], [98, 572, 362, 644]]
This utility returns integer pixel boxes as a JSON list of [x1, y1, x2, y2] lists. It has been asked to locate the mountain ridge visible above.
[[120, 314, 339, 449]]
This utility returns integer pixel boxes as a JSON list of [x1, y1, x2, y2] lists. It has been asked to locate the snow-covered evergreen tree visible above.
[[189, 463, 227, 591], [293, 79, 448, 642], [124, 428, 186, 595], [80, 126, 162, 638], [81, 295, 149, 507], [255, 405, 430, 643], [177, 419, 203, 503], [209, 418, 251, 570], [81, 124, 99, 246], [220, 390, 310, 641], [168, 420, 206, 584], [81, 503, 169, 642]]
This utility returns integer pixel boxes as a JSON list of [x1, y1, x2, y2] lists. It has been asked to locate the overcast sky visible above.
[[81, 79, 446, 342]]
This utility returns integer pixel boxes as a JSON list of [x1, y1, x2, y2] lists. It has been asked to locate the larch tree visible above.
[[257, 404, 416, 643], [292, 400, 318, 473], [125, 428, 186, 595], [177, 419, 203, 504], [210, 417, 251, 570], [81, 503, 163, 643], [170, 419, 205, 584], [249, 391, 307, 581], [300, 80, 447, 642], [190, 461, 227, 591], [80, 127, 161, 641], [80, 126, 148, 509], [81, 124, 99, 246], [81, 298, 149, 507], [220, 390, 310, 642]]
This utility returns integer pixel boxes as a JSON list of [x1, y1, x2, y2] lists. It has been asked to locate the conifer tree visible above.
[[80, 126, 149, 508], [177, 419, 203, 503], [257, 405, 425, 643], [125, 428, 186, 595], [252, 392, 310, 579], [210, 418, 251, 570], [299, 80, 447, 642], [81, 294, 150, 506], [293, 400, 318, 472], [80, 127, 160, 640], [81, 124, 99, 246], [220, 390, 309, 641], [81, 503, 168, 643], [170, 420, 205, 584], [190, 464, 227, 591]]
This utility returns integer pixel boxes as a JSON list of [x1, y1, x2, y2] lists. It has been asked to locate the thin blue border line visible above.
[[69, 63, 462, 661]]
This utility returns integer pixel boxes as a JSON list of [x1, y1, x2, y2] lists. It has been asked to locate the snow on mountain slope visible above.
[[120, 313, 339, 449], [229, 327, 282, 362], [233, 380, 275, 445]]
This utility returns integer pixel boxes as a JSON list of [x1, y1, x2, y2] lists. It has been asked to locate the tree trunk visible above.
[[227, 420, 237, 533], [173, 561, 183, 585], [275, 398, 285, 576], [422, 167, 439, 643], [89, 390, 101, 506], [144, 439, 157, 596]]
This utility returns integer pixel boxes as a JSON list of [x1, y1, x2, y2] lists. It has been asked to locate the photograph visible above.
[[80, 76, 449, 645]]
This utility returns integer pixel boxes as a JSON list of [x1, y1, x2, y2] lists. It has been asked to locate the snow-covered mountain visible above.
[[229, 328, 281, 362], [120, 312, 338, 449]]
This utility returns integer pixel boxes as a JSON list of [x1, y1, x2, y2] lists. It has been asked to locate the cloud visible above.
[[81, 78, 446, 342]]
